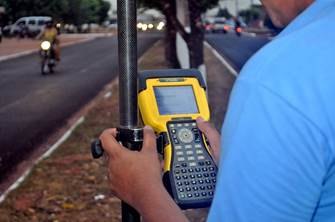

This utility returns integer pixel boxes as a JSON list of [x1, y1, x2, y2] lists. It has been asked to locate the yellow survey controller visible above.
[[138, 69, 217, 209]]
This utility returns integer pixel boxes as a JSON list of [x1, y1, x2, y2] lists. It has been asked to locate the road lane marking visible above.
[[204, 41, 238, 77], [0, 116, 85, 204]]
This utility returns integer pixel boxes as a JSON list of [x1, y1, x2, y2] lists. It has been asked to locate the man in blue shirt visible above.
[[99, 0, 335, 221]]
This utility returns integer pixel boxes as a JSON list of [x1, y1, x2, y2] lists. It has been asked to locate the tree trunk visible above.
[[163, 0, 180, 68], [187, 0, 204, 69]]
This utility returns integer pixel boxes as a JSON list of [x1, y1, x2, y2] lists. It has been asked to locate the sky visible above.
[[105, 0, 261, 16]]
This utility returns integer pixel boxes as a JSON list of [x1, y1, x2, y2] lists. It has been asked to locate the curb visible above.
[[204, 41, 238, 77]]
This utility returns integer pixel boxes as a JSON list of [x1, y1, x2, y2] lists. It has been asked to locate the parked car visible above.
[[212, 18, 234, 34], [9, 16, 52, 37]]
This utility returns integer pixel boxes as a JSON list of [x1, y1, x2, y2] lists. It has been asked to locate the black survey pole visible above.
[[117, 0, 141, 222]]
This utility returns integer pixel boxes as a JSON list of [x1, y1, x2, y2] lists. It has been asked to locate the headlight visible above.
[[148, 24, 154, 29], [41, 41, 51, 50], [156, 22, 165, 31], [142, 24, 148, 31], [137, 23, 143, 29]]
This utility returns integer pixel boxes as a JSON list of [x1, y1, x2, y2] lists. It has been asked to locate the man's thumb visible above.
[[142, 126, 157, 153], [196, 117, 216, 136]]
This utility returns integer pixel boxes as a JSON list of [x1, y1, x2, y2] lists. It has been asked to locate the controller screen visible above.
[[154, 86, 199, 115]]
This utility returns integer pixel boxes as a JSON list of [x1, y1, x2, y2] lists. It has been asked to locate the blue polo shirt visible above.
[[208, 1, 335, 221]]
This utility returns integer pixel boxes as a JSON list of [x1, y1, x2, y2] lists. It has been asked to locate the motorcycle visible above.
[[40, 40, 56, 75], [235, 27, 242, 37]]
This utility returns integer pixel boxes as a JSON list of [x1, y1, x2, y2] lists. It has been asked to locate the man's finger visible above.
[[142, 125, 157, 153], [100, 128, 123, 157], [196, 117, 220, 147], [196, 117, 216, 136]]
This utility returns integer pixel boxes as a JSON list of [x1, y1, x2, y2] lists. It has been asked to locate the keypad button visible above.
[[186, 150, 194, 155], [195, 193, 200, 197], [174, 139, 179, 144], [205, 179, 211, 184], [198, 162, 205, 166], [195, 168, 201, 172], [178, 128, 194, 144], [176, 176, 181, 180], [206, 161, 212, 165], [171, 129, 176, 134], [204, 173, 209, 177], [191, 122, 196, 126], [193, 186, 199, 191], [202, 167, 208, 172], [190, 175, 195, 179], [182, 175, 188, 179], [178, 188, 184, 192], [207, 185, 213, 189], [191, 180, 197, 185], [208, 191, 214, 196], [192, 128, 198, 132], [187, 156, 195, 161], [181, 169, 187, 173], [209, 167, 215, 171], [187, 193, 193, 198], [181, 163, 188, 167], [180, 194, 186, 199], [185, 145, 192, 149], [184, 181, 190, 185], [177, 124, 182, 127], [177, 157, 185, 161], [177, 182, 182, 186], [175, 145, 182, 150], [172, 134, 178, 139], [211, 173, 216, 177], [199, 180, 204, 184], [198, 156, 205, 160], [212, 179, 216, 183], [201, 192, 207, 196], [189, 162, 196, 167], [175, 170, 180, 174], [196, 150, 204, 154], [197, 174, 202, 178], [176, 151, 184, 156], [200, 186, 206, 190], [195, 144, 202, 148], [188, 168, 194, 173], [186, 187, 191, 192]]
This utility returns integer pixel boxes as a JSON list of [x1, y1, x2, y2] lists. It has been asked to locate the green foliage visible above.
[[238, 5, 262, 24], [217, 8, 232, 19], [1, 0, 110, 25]]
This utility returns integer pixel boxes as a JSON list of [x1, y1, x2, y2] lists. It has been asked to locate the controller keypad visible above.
[[168, 121, 217, 202]]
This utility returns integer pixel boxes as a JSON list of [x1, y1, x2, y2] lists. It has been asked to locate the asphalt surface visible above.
[[0, 33, 161, 179], [206, 33, 270, 71]]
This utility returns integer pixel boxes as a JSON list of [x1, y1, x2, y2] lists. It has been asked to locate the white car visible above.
[[9, 16, 52, 36]]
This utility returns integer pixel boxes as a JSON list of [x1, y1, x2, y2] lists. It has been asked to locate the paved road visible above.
[[0, 33, 161, 179], [206, 33, 270, 71]]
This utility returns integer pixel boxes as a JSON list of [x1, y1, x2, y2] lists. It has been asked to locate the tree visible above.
[[138, 0, 219, 69], [0, 0, 110, 25]]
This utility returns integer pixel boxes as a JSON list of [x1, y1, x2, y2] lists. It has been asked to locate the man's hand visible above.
[[196, 117, 221, 164], [100, 126, 163, 209], [99, 126, 188, 222]]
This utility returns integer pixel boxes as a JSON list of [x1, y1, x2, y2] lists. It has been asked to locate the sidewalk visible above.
[[0, 33, 113, 62], [0, 41, 236, 222]]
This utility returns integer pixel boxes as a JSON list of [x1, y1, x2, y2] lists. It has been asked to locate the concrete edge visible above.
[[204, 41, 238, 77]]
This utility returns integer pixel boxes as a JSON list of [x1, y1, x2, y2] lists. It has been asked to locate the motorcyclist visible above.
[[38, 20, 60, 61]]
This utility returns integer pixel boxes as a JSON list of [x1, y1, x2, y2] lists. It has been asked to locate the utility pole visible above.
[[235, 0, 239, 16]]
